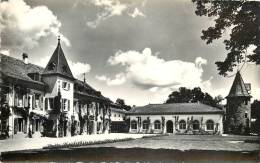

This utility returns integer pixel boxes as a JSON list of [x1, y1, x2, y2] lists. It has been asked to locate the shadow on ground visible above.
[[1, 147, 259, 162]]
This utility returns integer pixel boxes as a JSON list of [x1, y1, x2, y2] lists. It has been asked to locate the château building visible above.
[[0, 38, 124, 138]]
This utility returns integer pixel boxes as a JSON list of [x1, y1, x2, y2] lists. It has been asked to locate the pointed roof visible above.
[[43, 37, 74, 80], [227, 71, 251, 98]]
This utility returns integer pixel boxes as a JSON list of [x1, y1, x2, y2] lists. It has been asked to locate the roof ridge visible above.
[[0, 53, 44, 70]]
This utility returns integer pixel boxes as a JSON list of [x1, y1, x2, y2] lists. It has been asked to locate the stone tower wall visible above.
[[226, 97, 251, 134]]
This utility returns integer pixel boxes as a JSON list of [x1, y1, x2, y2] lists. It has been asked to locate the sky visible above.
[[0, 0, 259, 106]]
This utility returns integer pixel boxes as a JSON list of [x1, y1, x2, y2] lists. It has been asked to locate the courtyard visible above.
[[87, 134, 260, 151], [1, 134, 259, 162]]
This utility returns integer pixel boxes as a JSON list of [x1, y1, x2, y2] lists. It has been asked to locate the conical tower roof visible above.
[[227, 71, 251, 98], [43, 37, 74, 80]]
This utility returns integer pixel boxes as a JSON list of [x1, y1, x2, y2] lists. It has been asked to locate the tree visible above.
[[166, 87, 222, 108], [251, 100, 260, 134], [214, 95, 224, 105], [192, 0, 260, 76], [115, 98, 131, 111], [0, 86, 10, 138], [116, 98, 125, 106]]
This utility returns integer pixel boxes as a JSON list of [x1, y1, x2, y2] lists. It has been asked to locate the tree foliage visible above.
[[192, 0, 259, 76], [116, 98, 131, 111], [165, 87, 223, 108], [251, 100, 260, 134]]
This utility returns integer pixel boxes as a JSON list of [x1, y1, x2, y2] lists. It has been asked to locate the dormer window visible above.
[[47, 62, 56, 71], [62, 65, 67, 73], [28, 73, 40, 81]]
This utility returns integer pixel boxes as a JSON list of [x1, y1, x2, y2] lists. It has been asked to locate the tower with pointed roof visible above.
[[42, 37, 75, 137], [225, 71, 251, 134]]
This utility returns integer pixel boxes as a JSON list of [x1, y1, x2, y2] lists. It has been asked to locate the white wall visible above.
[[128, 114, 223, 134], [110, 109, 125, 122]]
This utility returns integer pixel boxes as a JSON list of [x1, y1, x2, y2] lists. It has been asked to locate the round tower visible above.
[[225, 71, 251, 134]]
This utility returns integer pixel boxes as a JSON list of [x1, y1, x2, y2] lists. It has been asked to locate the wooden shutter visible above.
[[45, 98, 48, 110], [14, 93, 18, 106], [68, 100, 70, 111], [40, 96, 43, 110], [32, 94, 35, 109]]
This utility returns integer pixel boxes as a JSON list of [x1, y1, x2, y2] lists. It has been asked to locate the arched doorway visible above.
[[192, 120, 200, 130], [166, 120, 173, 133]]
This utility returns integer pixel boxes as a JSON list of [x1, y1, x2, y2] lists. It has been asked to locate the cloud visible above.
[[128, 8, 146, 18], [95, 75, 107, 81], [87, 0, 127, 28], [35, 55, 91, 78], [0, 49, 10, 56], [0, 0, 70, 50], [87, 0, 146, 28], [96, 73, 126, 86], [105, 48, 209, 89], [68, 61, 91, 78], [252, 88, 260, 100]]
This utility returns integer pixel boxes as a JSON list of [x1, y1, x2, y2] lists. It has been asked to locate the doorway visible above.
[[18, 118, 23, 132], [166, 120, 173, 133]]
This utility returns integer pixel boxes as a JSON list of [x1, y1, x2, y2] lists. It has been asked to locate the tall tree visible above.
[[192, 0, 260, 76], [116, 98, 131, 111], [116, 98, 125, 106], [251, 100, 260, 134], [166, 87, 222, 108]]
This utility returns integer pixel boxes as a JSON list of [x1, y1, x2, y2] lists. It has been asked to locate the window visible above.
[[49, 98, 54, 110], [206, 120, 214, 131], [179, 120, 186, 130], [142, 120, 149, 130], [48, 62, 56, 71], [28, 73, 40, 81], [131, 120, 137, 129], [62, 65, 68, 73], [245, 112, 248, 118], [154, 120, 161, 129], [62, 81, 70, 91], [62, 99, 67, 111], [192, 120, 200, 130], [35, 93, 40, 108], [17, 94, 23, 107]]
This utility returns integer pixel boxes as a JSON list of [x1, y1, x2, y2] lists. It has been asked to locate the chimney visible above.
[[22, 53, 28, 64]]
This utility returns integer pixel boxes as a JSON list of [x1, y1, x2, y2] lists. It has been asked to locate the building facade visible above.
[[0, 38, 115, 138], [127, 103, 224, 135], [110, 103, 128, 133]]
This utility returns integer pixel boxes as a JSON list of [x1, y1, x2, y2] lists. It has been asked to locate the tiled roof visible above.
[[74, 79, 111, 102], [74, 79, 96, 92], [227, 71, 251, 98], [0, 54, 46, 86], [42, 39, 74, 80], [111, 107, 127, 114], [127, 103, 224, 115]]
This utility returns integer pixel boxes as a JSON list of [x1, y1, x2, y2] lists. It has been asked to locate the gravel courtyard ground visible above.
[[1, 134, 259, 162], [87, 134, 260, 151], [0, 133, 157, 154]]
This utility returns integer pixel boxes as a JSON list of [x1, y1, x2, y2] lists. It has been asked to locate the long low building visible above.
[[127, 103, 224, 135]]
